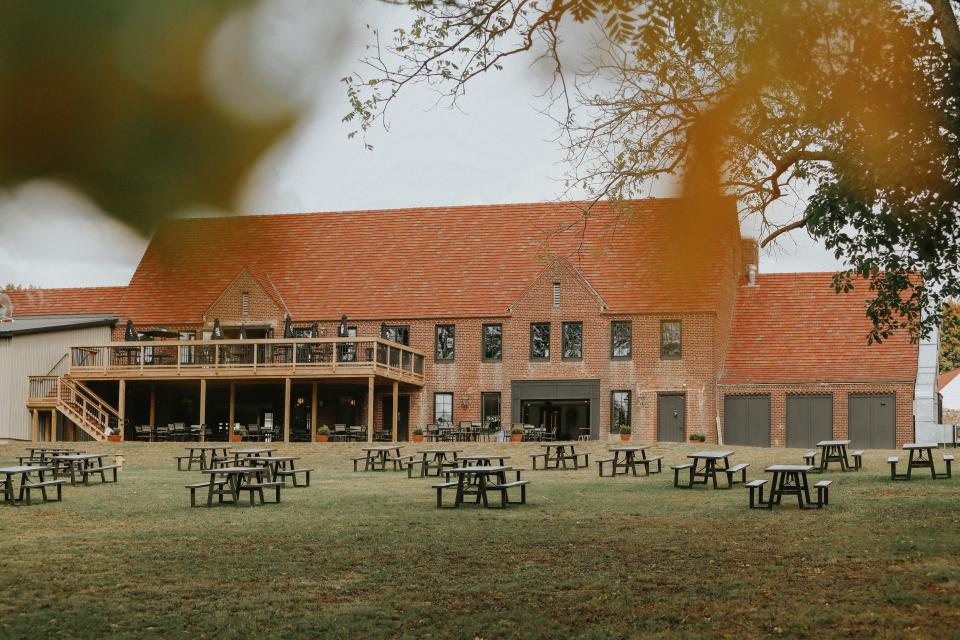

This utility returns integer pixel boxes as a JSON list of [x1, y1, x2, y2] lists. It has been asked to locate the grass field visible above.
[[0, 441, 958, 639]]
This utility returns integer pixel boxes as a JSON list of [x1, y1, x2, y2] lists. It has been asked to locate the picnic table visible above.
[[536, 443, 585, 470], [604, 445, 652, 476], [0, 465, 56, 505], [687, 450, 736, 488], [456, 454, 511, 467], [816, 440, 852, 472], [359, 445, 404, 471], [196, 466, 274, 507], [408, 449, 462, 478], [901, 443, 940, 479], [444, 466, 516, 508], [762, 464, 815, 509], [183, 445, 232, 471], [229, 448, 278, 464], [54, 454, 118, 486]]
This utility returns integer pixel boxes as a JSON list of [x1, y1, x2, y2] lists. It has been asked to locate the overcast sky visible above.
[[0, 0, 844, 289]]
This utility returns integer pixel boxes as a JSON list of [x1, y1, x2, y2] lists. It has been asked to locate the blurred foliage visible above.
[[941, 303, 960, 373], [0, 0, 294, 234]]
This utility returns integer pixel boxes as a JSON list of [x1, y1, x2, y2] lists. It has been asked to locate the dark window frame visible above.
[[481, 323, 503, 362], [561, 321, 583, 361], [610, 320, 632, 360], [481, 391, 502, 428], [611, 390, 632, 431], [381, 324, 410, 346], [434, 392, 454, 426], [529, 322, 551, 361], [435, 324, 455, 362], [660, 320, 682, 360]]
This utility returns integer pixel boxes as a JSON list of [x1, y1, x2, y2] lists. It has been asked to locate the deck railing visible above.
[[28, 376, 59, 403], [68, 337, 425, 382]]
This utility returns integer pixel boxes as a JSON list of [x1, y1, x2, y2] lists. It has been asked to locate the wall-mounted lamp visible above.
[[461, 395, 469, 407]]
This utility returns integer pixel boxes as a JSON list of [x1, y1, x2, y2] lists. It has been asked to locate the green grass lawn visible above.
[[0, 441, 958, 639]]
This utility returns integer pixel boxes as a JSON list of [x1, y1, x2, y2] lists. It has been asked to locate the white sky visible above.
[[0, 0, 844, 289]]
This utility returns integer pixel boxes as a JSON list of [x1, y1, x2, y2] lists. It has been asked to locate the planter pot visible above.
[[511, 434, 523, 442], [230, 434, 243, 442], [315, 435, 329, 442], [107, 434, 122, 442], [412, 434, 424, 442], [620, 433, 630, 441]]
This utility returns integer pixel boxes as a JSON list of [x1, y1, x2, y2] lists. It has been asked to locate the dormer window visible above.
[[553, 282, 561, 308]]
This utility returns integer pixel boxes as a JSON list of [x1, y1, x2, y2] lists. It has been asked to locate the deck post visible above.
[[199, 379, 207, 442], [32, 410, 39, 442], [49, 411, 56, 442], [283, 377, 291, 442], [149, 384, 156, 440], [311, 382, 318, 441], [367, 376, 374, 443], [228, 382, 235, 432], [391, 380, 399, 442], [118, 379, 126, 441]]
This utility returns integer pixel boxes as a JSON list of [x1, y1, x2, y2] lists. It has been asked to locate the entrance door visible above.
[[724, 395, 771, 447], [848, 394, 896, 449], [520, 400, 590, 440], [382, 396, 410, 441], [786, 395, 833, 448], [657, 394, 686, 442]]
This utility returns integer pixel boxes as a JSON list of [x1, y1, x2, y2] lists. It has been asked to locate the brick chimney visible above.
[[740, 238, 759, 285]]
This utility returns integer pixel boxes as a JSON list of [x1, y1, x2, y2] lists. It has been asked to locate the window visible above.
[[562, 322, 583, 360], [611, 391, 631, 431], [435, 324, 455, 361], [381, 324, 410, 345], [179, 330, 196, 365], [292, 327, 313, 338], [661, 320, 682, 359], [553, 282, 561, 308], [530, 323, 551, 361], [481, 392, 501, 429], [611, 321, 632, 359], [241, 292, 249, 318], [434, 392, 453, 425], [482, 324, 502, 361]]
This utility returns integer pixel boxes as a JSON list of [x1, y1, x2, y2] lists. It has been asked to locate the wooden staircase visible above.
[[28, 376, 123, 441]]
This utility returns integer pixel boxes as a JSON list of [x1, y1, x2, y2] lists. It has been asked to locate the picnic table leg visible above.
[[454, 475, 466, 508], [628, 452, 638, 477], [709, 460, 718, 489], [839, 446, 849, 471], [3, 475, 13, 504], [801, 472, 812, 506], [206, 474, 217, 507], [907, 449, 915, 480], [478, 474, 489, 508]]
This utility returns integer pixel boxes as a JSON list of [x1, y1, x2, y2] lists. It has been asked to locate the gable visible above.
[[508, 258, 606, 316], [203, 267, 285, 327]]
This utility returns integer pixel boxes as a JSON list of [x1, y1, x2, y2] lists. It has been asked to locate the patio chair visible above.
[[134, 425, 152, 441], [189, 424, 202, 440], [347, 425, 364, 441], [261, 424, 277, 442], [172, 422, 187, 441], [332, 424, 348, 442], [246, 424, 261, 442], [425, 424, 439, 442]]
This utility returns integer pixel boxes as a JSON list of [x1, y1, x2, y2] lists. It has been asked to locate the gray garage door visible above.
[[848, 394, 896, 449], [786, 395, 833, 449], [723, 395, 771, 447]]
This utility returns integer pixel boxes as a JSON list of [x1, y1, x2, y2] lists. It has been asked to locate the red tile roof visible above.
[[5, 287, 125, 317], [118, 199, 741, 323], [939, 368, 960, 391], [721, 273, 918, 384]]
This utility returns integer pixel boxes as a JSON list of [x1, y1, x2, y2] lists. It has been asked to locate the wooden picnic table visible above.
[[686, 450, 735, 488], [456, 454, 511, 467], [229, 448, 278, 464], [763, 464, 815, 509], [199, 466, 269, 506], [248, 455, 300, 479], [184, 445, 232, 471], [54, 454, 112, 486], [606, 445, 651, 476], [360, 445, 404, 471], [0, 465, 53, 504], [902, 443, 940, 479], [539, 443, 583, 470], [409, 449, 462, 477], [816, 440, 852, 472], [446, 465, 513, 508]]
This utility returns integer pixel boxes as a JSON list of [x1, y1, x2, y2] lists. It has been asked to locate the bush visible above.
[[317, 425, 330, 436], [511, 426, 525, 435], [619, 425, 631, 435]]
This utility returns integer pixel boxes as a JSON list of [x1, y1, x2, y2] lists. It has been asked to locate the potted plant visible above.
[[411, 427, 424, 442], [510, 426, 524, 442], [619, 425, 631, 441], [107, 425, 122, 442], [315, 425, 330, 443], [230, 423, 245, 443], [691, 433, 707, 443]]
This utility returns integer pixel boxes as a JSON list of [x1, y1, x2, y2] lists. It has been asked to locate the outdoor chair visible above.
[[134, 425, 152, 441], [261, 425, 277, 441], [348, 425, 365, 441], [332, 424, 348, 442], [246, 424, 261, 442], [189, 424, 202, 440]]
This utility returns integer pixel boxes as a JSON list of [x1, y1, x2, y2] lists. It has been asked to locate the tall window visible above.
[[481, 392, 501, 429], [553, 282, 561, 308], [482, 324, 502, 361], [241, 292, 249, 318], [562, 322, 583, 360], [435, 324, 455, 361], [611, 321, 632, 359], [179, 330, 196, 365], [434, 392, 453, 425], [530, 323, 551, 361], [661, 320, 682, 359], [381, 324, 410, 345], [611, 391, 631, 431]]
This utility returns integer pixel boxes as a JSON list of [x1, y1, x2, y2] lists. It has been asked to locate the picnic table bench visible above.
[[53, 454, 117, 486], [249, 456, 313, 487], [433, 465, 528, 509], [0, 465, 62, 505], [353, 445, 405, 472], [176, 445, 233, 471], [597, 446, 660, 477], [192, 466, 275, 507], [406, 449, 462, 478], [888, 445, 954, 480], [746, 464, 825, 510], [676, 450, 737, 489], [530, 443, 588, 470]]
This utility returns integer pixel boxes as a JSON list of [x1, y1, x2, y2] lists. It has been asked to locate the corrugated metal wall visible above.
[[0, 325, 113, 440]]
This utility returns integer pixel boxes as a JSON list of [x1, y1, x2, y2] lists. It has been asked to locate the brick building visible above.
[[8, 199, 920, 447]]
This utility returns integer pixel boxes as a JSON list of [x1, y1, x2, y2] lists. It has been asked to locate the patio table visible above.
[[816, 440, 852, 472], [0, 465, 53, 504], [902, 443, 939, 479], [446, 465, 513, 508], [54, 454, 109, 486], [199, 466, 268, 506], [686, 450, 736, 488], [539, 443, 582, 470], [762, 464, 815, 509], [184, 445, 232, 471], [607, 445, 651, 476], [360, 445, 404, 471]]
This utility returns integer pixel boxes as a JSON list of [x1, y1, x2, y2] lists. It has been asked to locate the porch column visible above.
[[367, 376, 375, 443], [49, 411, 56, 442], [311, 382, 318, 441], [229, 382, 235, 431], [149, 384, 156, 440], [118, 379, 126, 441], [391, 380, 399, 442], [32, 410, 39, 442], [283, 378, 291, 442], [199, 379, 207, 442]]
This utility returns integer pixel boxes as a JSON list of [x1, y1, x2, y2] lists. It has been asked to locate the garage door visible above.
[[723, 395, 771, 447], [786, 395, 833, 448], [848, 394, 896, 449]]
